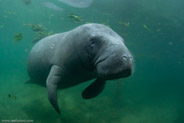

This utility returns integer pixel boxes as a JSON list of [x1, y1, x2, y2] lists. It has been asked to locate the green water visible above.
[[0, 0, 184, 123]]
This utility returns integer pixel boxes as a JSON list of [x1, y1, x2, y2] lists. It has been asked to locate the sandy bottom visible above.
[[0, 71, 180, 123]]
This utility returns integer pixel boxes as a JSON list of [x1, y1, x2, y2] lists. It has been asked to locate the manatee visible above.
[[27, 23, 134, 114]]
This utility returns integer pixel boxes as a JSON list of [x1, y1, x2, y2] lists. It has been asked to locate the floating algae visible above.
[[143, 24, 152, 32], [68, 14, 83, 22], [24, 23, 45, 32], [31, 24, 46, 32], [24, 23, 54, 43], [118, 21, 130, 28], [8, 94, 11, 98], [14, 33, 23, 42], [32, 30, 55, 43]]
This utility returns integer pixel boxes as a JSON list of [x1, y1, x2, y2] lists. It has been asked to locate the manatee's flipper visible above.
[[82, 78, 106, 99], [46, 65, 63, 114]]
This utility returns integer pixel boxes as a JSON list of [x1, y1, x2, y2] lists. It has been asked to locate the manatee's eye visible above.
[[89, 37, 100, 47], [90, 40, 96, 47]]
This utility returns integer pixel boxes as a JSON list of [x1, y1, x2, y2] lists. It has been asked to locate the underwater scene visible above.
[[0, 0, 184, 123]]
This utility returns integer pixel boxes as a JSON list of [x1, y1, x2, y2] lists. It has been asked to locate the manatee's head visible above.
[[77, 23, 134, 80]]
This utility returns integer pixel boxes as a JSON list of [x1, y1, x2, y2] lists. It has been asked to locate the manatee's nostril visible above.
[[122, 55, 128, 61], [129, 56, 133, 62], [123, 55, 133, 62]]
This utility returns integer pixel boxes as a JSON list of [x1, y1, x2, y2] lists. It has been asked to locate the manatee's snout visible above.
[[96, 45, 134, 80], [121, 54, 134, 77]]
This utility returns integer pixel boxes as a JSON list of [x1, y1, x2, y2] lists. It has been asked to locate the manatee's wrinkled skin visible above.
[[27, 23, 134, 114]]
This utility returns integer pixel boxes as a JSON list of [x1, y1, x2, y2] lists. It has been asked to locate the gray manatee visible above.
[[27, 23, 134, 114]]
